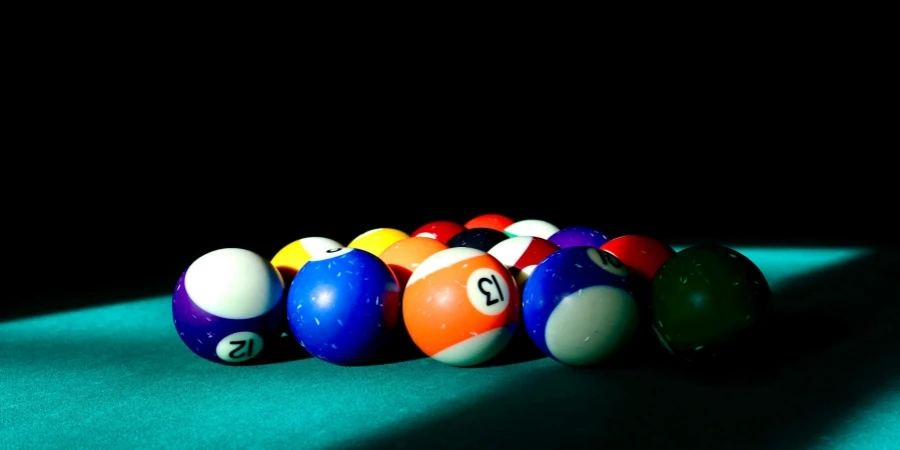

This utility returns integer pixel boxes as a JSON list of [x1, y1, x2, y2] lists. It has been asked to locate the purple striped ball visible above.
[[173, 248, 285, 364]]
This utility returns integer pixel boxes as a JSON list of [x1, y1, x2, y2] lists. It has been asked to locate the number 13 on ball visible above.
[[402, 247, 520, 367]]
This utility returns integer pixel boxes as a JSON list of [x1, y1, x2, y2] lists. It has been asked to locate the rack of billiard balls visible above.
[[172, 213, 773, 367]]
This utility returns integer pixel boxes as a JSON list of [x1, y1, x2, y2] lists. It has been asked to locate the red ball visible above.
[[600, 235, 675, 282], [464, 214, 514, 232], [487, 236, 559, 288], [411, 221, 466, 244]]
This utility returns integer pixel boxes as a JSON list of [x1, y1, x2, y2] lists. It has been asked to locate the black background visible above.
[[4, 26, 896, 450], [5, 60, 892, 321], [6, 150, 890, 322]]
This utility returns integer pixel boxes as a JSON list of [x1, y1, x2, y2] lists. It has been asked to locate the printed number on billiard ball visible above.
[[321, 247, 353, 258], [229, 340, 254, 359], [467, 268, 511, 315], [478, 274, 505, 306], [216, 331, 263, 363], [592, 250, 627, 276]]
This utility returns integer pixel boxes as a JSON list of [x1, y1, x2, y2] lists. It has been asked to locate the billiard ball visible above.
[[522, 247, 639, 367], [487, 236, 559, 288], [410, 221, 465, 244], [548, 226, 609, 249], [464, 213, 514, 232], [504, 219, 560, 240], [271, 237, 343, 287], [271, 237, 344, 337], [173, 248, 285, 365], [600, 234, 674, 283], [378, 237, 449, 290], [650, 245, 772, 361], [348, 228, 410, 257], [403, 247, 520, 367], [598, 235, 674, 351], [447, 227, 509, 252], [287, 247, 400, 365]]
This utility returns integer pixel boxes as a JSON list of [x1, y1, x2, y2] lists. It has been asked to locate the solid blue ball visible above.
[[287, 247, 401, 365], [522, 246, 639, 367]]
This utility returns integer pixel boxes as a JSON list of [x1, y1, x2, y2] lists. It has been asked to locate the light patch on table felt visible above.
[[671, 246, 872, 290]]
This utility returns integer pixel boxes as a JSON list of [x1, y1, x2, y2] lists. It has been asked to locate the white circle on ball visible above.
[[300, 237, 344, 257], [544, 285, 638, 366], [415, 232, 438, 239], [466, 268, 511, 316], [185, 248, 283, 320], [308, 247, 353, 261], [587, 248, 629, 277], [215, 331, 264, 363]]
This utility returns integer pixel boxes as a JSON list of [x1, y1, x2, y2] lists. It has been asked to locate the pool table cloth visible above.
[[2, 246, 898, 449]]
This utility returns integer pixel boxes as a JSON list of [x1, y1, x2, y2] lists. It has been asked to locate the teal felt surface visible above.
[[2, 247, 898, 449]]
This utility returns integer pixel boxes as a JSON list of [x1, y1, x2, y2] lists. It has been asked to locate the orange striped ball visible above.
[[379, 237, 449, 291], [402, 247, 520, 367]]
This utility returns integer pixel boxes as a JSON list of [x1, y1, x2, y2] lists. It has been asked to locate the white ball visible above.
[[184, 248, 284, 320]]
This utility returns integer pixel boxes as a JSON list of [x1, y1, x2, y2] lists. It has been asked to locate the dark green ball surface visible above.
[[650, 245, 772, 360]]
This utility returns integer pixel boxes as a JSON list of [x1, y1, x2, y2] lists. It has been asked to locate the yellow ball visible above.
[[271, 237, 344, 283], [348, 228, 410, 256]]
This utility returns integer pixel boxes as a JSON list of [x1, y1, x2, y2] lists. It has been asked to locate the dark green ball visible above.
[[650, 245, 772, 361]]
